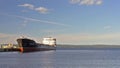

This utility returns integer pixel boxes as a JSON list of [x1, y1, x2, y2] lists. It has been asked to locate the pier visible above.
[[0, 48, 20, 52], [0, 44, 20, 52]]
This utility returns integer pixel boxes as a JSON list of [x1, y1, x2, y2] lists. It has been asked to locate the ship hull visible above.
[[17, 38, 56, 52]]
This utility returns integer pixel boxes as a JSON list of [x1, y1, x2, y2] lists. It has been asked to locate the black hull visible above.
[[17, 38, 56, 52]]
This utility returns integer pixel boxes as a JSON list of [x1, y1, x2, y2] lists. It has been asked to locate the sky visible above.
[[0, 0, 120, 45]]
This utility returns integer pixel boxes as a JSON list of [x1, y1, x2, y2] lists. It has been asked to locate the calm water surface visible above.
[[0, 48, 120, 68]]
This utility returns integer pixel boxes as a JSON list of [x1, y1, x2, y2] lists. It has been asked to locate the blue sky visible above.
[[0, 0, 120, 45]]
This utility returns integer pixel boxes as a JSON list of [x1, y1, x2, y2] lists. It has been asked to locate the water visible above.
[[0, 48, 120, 68]]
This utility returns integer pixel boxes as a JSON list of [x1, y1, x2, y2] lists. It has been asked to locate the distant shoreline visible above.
[[57, 45, 120, 48]]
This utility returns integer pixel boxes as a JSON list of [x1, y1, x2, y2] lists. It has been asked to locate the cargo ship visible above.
[[17, 37, 56, 52]]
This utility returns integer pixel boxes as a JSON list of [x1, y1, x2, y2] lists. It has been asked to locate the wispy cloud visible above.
[[35, 7, 49, 14], [18, 3, 49, 14], [15, 15, 70, 27], [70, 0, 103, 5], [0, 13, 70, 27], [18, 3, 34, 10]]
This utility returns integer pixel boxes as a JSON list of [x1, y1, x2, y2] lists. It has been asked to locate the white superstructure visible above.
[[42, 37, 56, 46]]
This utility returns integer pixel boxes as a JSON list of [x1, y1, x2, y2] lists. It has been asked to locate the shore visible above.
[[57, 45, 120, 48]]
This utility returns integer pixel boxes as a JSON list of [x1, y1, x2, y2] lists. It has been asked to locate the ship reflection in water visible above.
[[0, 50, 56, 68], [1, 48, 120, 68]]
